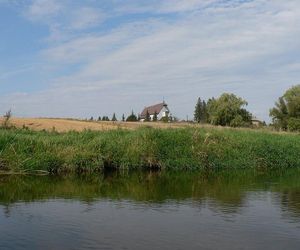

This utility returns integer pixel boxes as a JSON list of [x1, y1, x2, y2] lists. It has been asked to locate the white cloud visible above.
[[23, 0, 108, 42], [70, 7, 106, 30], [25, 0, 62, 20], [2, 0, 300, 121]]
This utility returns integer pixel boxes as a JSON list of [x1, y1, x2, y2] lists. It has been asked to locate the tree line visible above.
[[2, 85, 300, 132], [89, 111, 138, 122], [193, 84, 300, 131]]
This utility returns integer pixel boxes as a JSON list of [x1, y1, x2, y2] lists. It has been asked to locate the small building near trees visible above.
[[251, 117, 264, 127], [139, 102, 170, 121]]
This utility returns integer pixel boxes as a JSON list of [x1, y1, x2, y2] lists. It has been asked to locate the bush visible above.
[[288, 118, 300, 132]]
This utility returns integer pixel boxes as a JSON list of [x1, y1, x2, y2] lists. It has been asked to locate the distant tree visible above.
[[194, 98, 208, 123], [194, 97, 203, 123], [153, 111, 158, 121], [102, 116, 110, 121], [160, 113, 169, 123], [97, 116, 101, 121], [112, 113, 117, 121], [90, 116, 94, 121], [126, 110, 138, 122], [122, 114, 125, 122], [270, 85, 300, 131], [2, 109, 12, 128], [202, 100, 208, 123], [207, 93, 252, 127], [145, 110, 151, 122]]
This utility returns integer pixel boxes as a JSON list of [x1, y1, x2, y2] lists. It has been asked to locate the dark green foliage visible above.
[[97, 116, 101, 121], [202, 100, 208, 123], [153, 111, 158, 121], [194, 98, 208, 123], [90, 116, 94, 121], [160, 115, 169, 123], [207, 93, 252, 127], [122, 114, 125, 122], [287, 118, 300, 132], [126, 111, 138, 122], [145, 110, 151, 122], [102, 116, 110, 121], [111, 113, 117, 121], [0, 127, 300, 173], [270, 85, 300, 131]]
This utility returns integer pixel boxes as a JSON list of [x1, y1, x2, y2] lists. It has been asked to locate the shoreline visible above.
[[0, 126, 300, 174]]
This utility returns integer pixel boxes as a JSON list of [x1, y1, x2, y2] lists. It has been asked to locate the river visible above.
[[0, 170, 300, 249]]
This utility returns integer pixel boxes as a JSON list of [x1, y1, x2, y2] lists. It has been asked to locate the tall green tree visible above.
[[270, 85, 300, 131], [112, 113, 117, 121], [194, 97, 203, 123], [207, 93, 252, 127], [126, 111, 138, 122], [122, 114, 125, 122], [202, 100, 208, 123], [194, 98, 208, 123], [153, 111, 158, 121], [145, 110, 151, 122]]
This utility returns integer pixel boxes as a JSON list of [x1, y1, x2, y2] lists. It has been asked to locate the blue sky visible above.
[[0, 0, 300, 121]]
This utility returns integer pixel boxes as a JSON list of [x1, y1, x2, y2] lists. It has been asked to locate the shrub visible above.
[[288, 118, 300, 132]]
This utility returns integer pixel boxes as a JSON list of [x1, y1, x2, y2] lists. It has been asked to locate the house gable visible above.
[[140, 102, 170, 120]]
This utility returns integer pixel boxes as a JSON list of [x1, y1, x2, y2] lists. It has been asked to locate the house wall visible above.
[[158, 106, 170, 119]]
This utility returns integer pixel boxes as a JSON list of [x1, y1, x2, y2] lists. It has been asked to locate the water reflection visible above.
[[1, 170, 300, 214], [0, 170, 300, 250]]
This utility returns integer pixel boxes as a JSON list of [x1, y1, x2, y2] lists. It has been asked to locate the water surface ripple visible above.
[[0, 170, 300, 250]]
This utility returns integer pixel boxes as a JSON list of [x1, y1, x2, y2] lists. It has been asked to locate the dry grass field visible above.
[[0, 117, 194, 132]]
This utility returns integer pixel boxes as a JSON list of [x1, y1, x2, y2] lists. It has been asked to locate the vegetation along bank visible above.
[[0, 127, 299, 174]]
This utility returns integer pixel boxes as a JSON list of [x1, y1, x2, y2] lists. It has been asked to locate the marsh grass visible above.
[[0, 127, 300, 173]]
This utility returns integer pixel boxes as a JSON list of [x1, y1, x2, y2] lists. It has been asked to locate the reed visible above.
[[0, 127, 299, 173]]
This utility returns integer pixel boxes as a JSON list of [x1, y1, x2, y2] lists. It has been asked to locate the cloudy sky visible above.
[[0, 0, 299, 121]]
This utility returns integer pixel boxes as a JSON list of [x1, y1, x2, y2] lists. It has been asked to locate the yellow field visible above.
[[0, 117, 194, 132]]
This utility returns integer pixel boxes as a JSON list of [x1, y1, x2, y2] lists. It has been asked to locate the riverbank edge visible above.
[[0, 127, 300, 174]]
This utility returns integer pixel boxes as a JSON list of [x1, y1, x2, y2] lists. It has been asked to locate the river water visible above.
[[0, 170, 300, 250]]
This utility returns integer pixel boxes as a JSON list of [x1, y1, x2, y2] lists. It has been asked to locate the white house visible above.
[[139, 102, 170, 121]]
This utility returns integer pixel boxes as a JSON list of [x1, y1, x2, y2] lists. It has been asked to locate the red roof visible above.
[[140, 103, 167, 118]]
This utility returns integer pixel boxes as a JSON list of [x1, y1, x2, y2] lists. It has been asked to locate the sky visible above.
[[0, 0, 300, 121]]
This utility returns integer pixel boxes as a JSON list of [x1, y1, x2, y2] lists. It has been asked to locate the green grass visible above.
[[0, 127, 300, 173]]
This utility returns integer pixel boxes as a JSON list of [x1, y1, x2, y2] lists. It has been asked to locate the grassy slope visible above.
[[0, 127, 299, 173]]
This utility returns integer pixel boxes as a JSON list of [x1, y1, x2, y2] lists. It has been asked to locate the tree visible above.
[[126, 110, 138, 122], [89, 116, 94, 121], [194, 98, 203, 123], [194, 98, 208, 123], [270, 85, 300, 131], [207, 93, 252, 127], [145, 110, 151, 122], [202, 100, 208, 123], [112, 113, 117, 121], [153, 111, 158, 121], [102, 116, 110, 121], [160, 113, 169, 123], [2, 109, 12, 128], [122, 114, 125, 122], [97, 116, 101, 121]]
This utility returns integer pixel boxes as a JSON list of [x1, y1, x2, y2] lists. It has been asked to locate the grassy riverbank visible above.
[[0, 127, 299, 173]]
